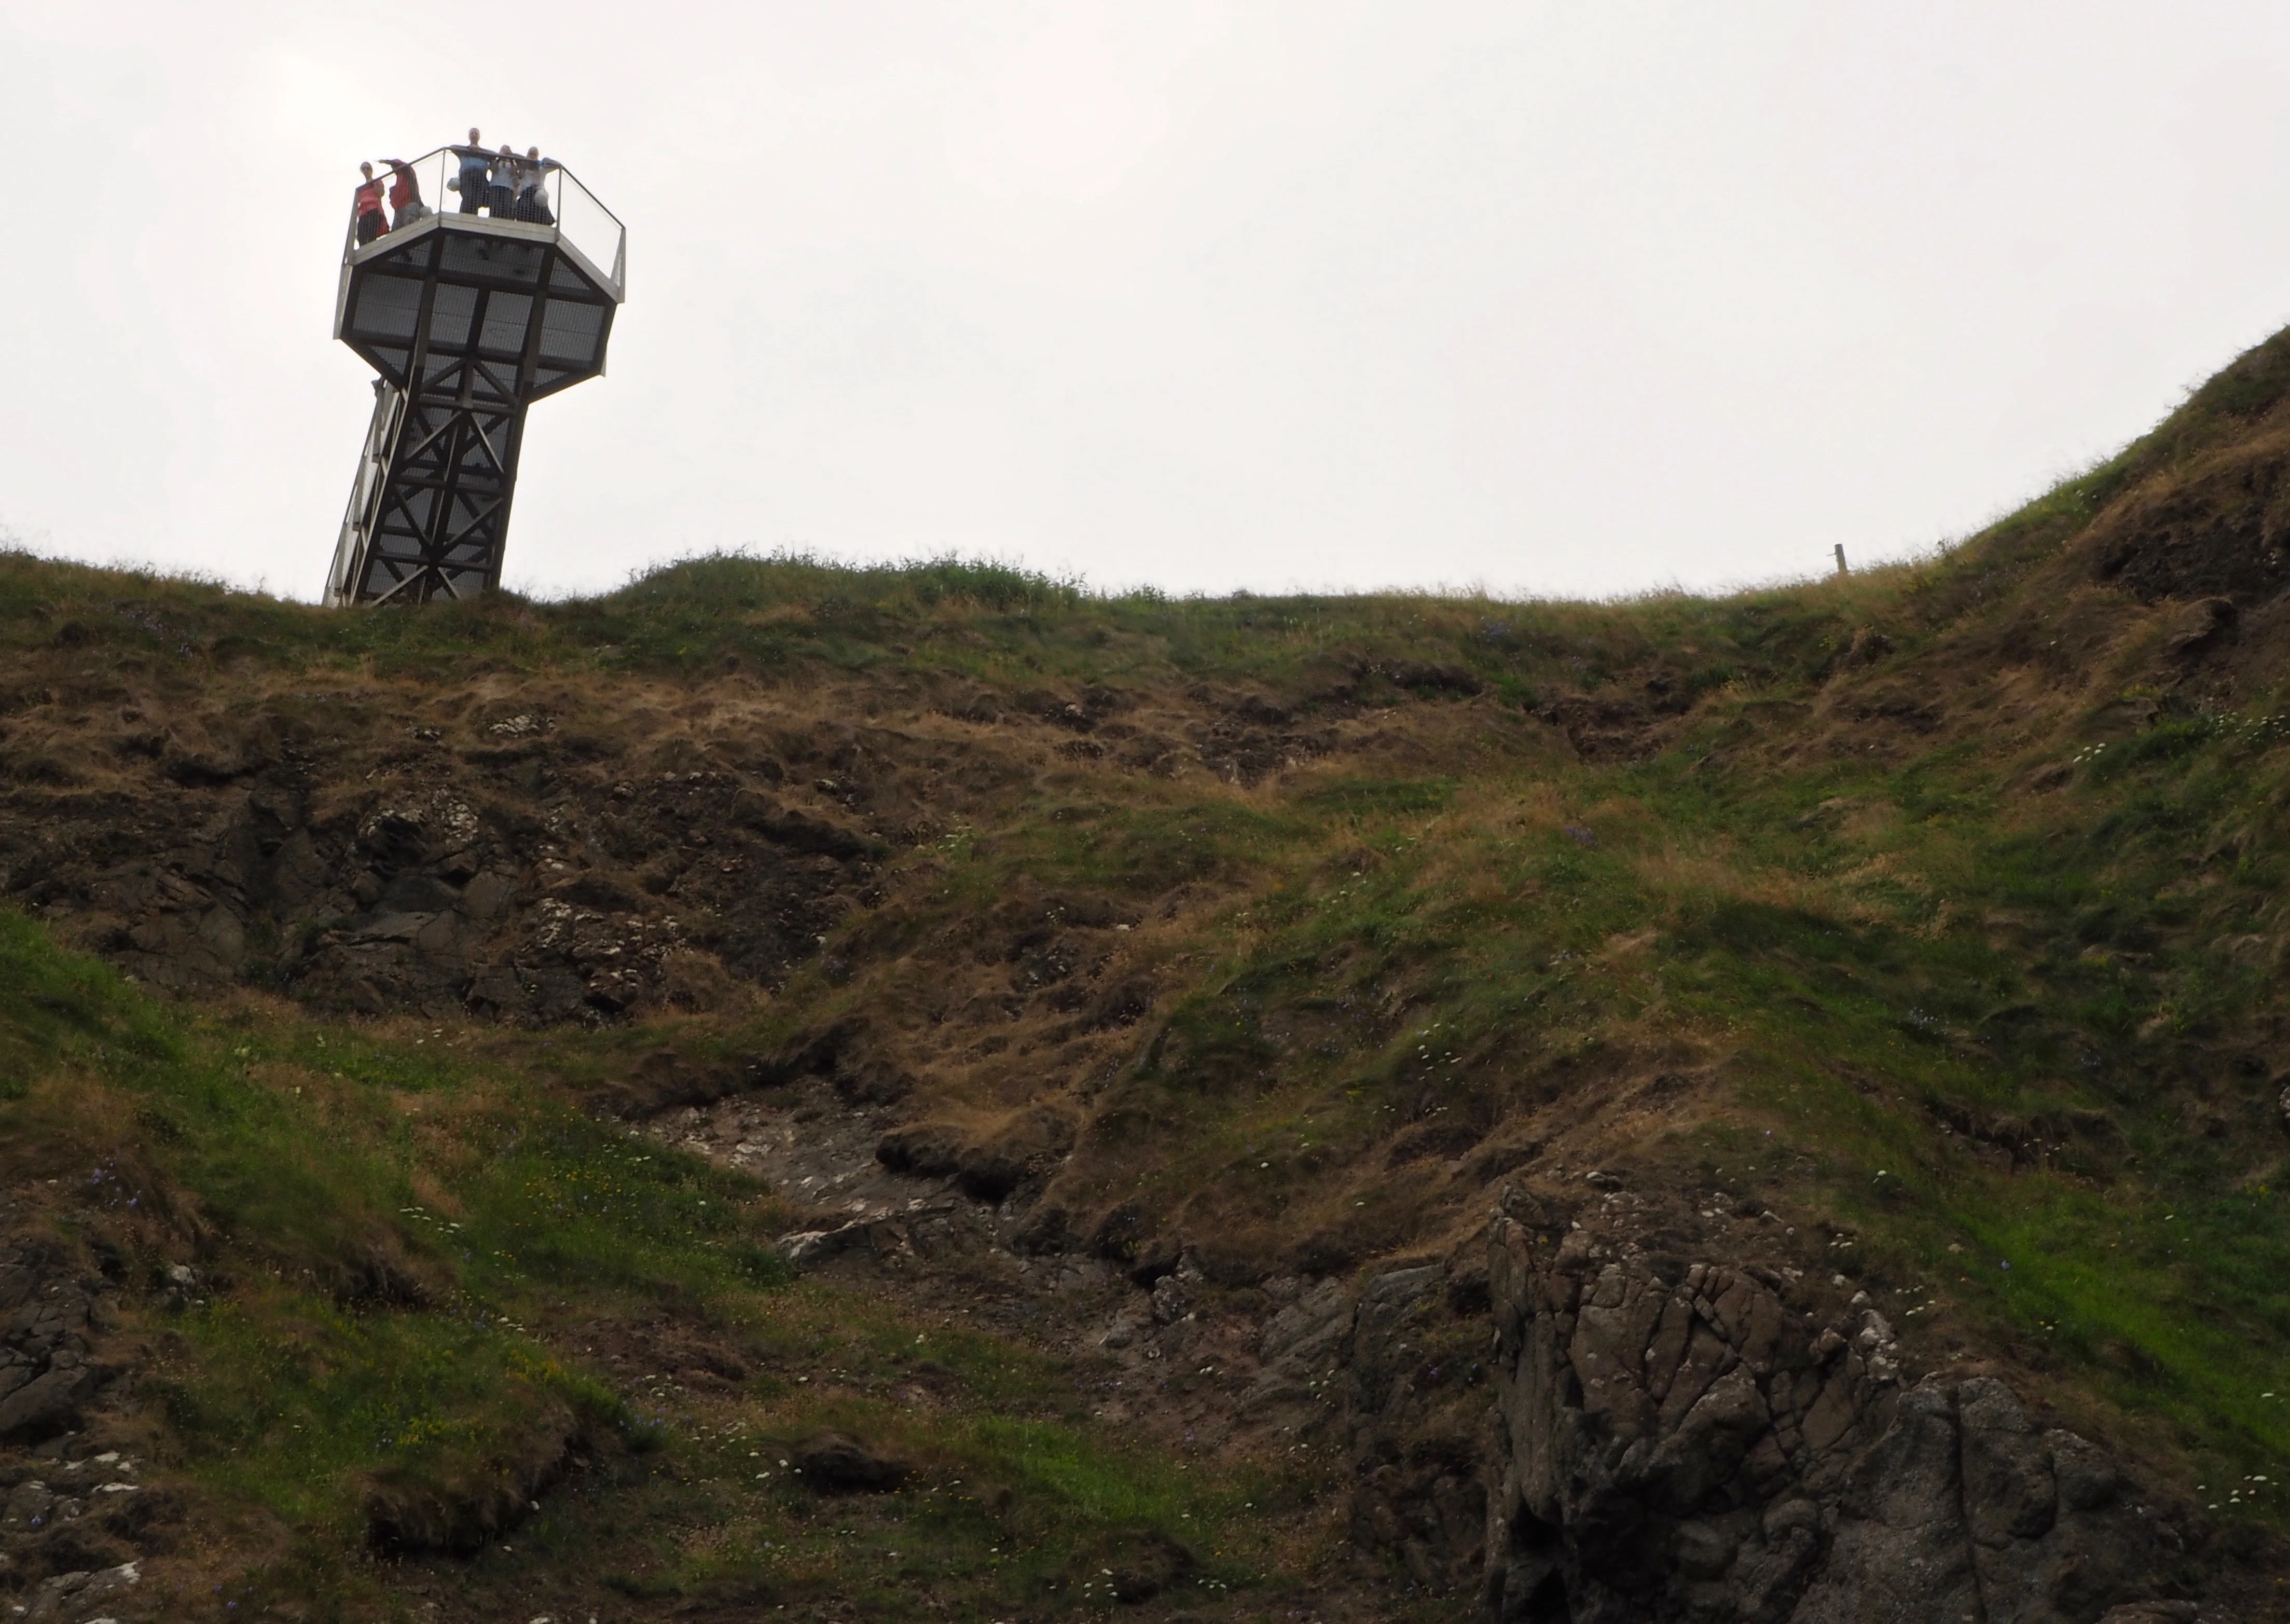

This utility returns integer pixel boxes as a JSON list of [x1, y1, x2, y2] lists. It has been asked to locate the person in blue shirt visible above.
[[449, 128, 491, 214]]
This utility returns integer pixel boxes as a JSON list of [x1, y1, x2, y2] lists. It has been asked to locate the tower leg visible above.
[[327, 380, 406, 607], [326, 367, 527, 607]]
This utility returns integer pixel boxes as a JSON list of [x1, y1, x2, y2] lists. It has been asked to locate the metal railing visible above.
[[344, 145, 625, 296]]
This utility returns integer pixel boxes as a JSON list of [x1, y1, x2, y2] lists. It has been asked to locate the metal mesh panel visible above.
[[351, 276, 422, 339], [539, 300, 604, 364], [478, 292, 534, 356], [427, 283, 477, 347]]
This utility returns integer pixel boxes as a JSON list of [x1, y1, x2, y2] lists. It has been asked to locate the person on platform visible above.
[[450, 128, 490, 214], [513, 147, 559, 224], [383, 159, 431, 229], [352, 161, 388, 245], [487, 145, 519, 216]]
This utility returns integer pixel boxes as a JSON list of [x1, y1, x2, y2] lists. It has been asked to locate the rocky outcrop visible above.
[[1224, 1261, 1493, 1596], [0, 1215, 179, 1614], [1342, 1263, 1489, 1594], [0, 1244, 113, 1446], [19, 1559, 141, 1623], [1, 711, 879, 1027], [1485, 1203, 2195, 1622]]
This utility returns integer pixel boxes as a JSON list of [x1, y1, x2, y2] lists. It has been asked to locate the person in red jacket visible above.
[[352, 162, 388, 246], [382, 158, 431, 228]]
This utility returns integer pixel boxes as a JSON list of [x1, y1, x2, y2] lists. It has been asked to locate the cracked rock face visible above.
[[1343, 1263, 1488, 1592], [0, 1246, 112, 1446], [0, 1215, 170, 1618], [1485, 1212, 2183, 1623], [21, 1558, 140, 1624], [3, 715, 875, 1029]]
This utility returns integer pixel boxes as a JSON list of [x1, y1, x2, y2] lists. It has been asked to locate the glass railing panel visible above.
[[397, 148, 446, 229], [341, 144, 623, 301], [551, 170, 624, 292]]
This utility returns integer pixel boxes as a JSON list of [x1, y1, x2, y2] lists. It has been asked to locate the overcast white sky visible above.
[[6, 3, 2290, 603]]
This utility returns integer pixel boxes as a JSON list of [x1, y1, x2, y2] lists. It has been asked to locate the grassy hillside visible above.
[[10, 328, 2290, 1616], [0, 914, 1307, 1620]]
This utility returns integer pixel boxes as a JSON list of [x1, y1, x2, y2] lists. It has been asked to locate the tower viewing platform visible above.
[[326, 145, 626, 606]]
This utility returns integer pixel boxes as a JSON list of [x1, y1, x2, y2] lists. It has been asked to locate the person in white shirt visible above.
[[513, 147, 560, 225], [486, 145, 519, 216]]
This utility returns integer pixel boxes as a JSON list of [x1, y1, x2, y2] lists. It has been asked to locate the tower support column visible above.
[[328, 366, 528, 606]]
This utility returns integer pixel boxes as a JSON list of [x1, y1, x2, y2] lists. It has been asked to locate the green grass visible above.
[[0, 913, 1304, 1618], [0, 534, 1888, 710], [157, 1294, 617, 1537]]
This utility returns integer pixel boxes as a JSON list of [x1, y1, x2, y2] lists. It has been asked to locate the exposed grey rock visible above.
[[1150, 1272, 1197, 1325], [22, 1570, 93, 1624], [1098, 1309, 1145, 1351], [1485, 1213, 2188, 1622], [775, 1226, 862, 1268], [0, 1262, 109, 1444], [1344, 1262, 1487, 1593], [5, 739, 869, 1024], [3, 1477, 53, 1531], [76, 1558, 140, 1605], [775, 1201, 963, 1272], [1260, 1277, 1354, 1367], [23, 1562, 137, 1624], [1236, 1277, 1354, 1417], [0, 1366, 97, 1443]]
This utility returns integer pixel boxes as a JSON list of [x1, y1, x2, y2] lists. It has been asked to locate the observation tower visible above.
[[326, 147, 625, 605]]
